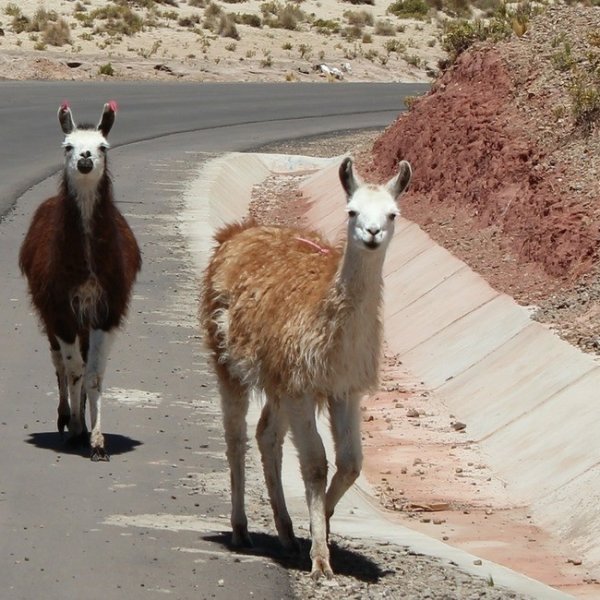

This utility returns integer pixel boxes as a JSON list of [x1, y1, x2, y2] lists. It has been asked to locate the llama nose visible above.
[[367, 226, 381, 236], [77, 156, 93, 174]]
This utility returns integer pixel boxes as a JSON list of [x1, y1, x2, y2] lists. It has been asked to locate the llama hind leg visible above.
[[50, 344, 69, 434], [287, 395, 332, 579], [85, 328, 115, 461], [218, 370, 252, 547], [256, 398, 297, 552], [325, 395, 363, 531]]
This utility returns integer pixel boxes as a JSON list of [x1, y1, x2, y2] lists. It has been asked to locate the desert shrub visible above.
[[4, 3, 21, 17], [260, 50, 273, 67], [237, 13, 262, 26], [261, 1, 306, 30], [441, 18, 510, 63], [313, 18, 340, 34], [188, 0, 206, 5], [551, 41, 576, 72], [387, 0, 429, 19], [218, 13, 240, 38], [344, 9, 373, 26], [43, 18, 71, 46], [205, 2, 223, 17], [99, 62, 115, 76], [374, 19, 395, 36], [298, 42, 312, 58], [343, 0, 375, 4], [12, 14, 30, 34], [225, 41, 237, 50], [384, 38, 405, 53], [364, 48, 378, 60], [179, 14, 201, 27], [570, 74, 600, 132], [88, 6, 144, 36], [282, 41, 293, 49], [471, 0, 502, 16], [362, 32, 372, 43], [342, 25, 362, 40], [29, 7, 59, 32], [403, 52, 422, 67]]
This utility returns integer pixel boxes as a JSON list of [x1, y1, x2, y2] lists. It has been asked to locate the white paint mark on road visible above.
[[104, 513, 230, 534], [104, 388, 162, 408]]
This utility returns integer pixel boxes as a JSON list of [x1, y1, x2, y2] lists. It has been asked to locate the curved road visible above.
[[0, 81, 425, 600], [0, 80, 428, 215]]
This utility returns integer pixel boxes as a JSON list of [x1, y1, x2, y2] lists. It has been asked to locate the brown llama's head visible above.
[[58, 101, 117, 195]]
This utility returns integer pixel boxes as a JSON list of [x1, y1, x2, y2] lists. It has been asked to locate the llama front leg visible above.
[[57, 337, 86, 443], [218, 373, 252, 547], [256, 399, 297, 552], [325, 395, 363, 532], [85, 328, 115, 461], [287, 395, 332, 580], [50, 346, 69, 434]]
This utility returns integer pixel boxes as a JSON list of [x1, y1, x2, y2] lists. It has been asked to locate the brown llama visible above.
[[201, 157, 412, 579], [19, 101, 141, 461]]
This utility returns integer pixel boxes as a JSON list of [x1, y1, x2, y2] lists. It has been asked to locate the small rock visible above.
[[452, 421, 467, 431], [407, 408, 420, 418], [473, 559, 482, 566]]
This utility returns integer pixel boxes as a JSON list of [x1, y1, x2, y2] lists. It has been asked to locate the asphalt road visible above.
[[0, 80, 428, 216], [0, 81, 425, 600]]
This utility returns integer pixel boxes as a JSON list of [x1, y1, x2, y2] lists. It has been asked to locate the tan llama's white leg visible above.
[[51, 348, 70, 434], [218, 375, 252, 547], [286, 395, 332, 580], [325, 395, 363, 530], [57, 337, 86, 440], [85, 329, 115, 462], [256, 399, 297, 551]]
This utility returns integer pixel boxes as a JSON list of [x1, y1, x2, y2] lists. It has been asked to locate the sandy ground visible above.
[[0, 0, 445, 82]]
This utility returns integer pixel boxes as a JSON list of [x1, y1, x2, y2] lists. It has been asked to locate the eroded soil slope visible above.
[[363, 4, 600, 353]]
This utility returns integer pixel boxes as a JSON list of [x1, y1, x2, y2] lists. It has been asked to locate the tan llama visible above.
[[201, 157, 412, 578]]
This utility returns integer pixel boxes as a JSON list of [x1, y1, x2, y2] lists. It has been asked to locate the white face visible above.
[[346, 185, 400, 251], [62, 129, 109, 189]]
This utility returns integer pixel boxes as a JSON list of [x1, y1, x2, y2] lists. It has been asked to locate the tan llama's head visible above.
[[339, 157, 412, 253]]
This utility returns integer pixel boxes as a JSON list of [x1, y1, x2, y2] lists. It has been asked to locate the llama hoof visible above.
[[231, 528, 253, 549], [65, 431, 89, 449], [90, 447, 110, 462], [310, 558, 334, 581], [57, 414, 70, 435]]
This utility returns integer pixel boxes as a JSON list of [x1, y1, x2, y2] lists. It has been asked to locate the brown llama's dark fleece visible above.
[[19, 172, 141, 356]]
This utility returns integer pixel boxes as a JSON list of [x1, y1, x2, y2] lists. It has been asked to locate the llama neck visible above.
[[62, 172, 111, 232], [335, 242, 385, 309]]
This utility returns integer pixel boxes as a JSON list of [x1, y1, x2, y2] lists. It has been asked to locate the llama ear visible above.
[[98, 101, 117, 137], [386, 160, 412, 199], [58, 102, 75, 135], [339, 157, 360, 199]]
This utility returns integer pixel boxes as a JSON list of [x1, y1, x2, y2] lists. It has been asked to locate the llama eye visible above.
[[348, 210, 358, 218], [99, 146, 108, 154], [388, 213, 397, 221], [64, 145, 73, 153]]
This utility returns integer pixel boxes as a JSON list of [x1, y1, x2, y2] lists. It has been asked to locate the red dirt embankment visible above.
[[364, 43, 598, 299]]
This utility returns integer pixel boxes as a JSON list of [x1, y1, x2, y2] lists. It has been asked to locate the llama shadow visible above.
[[203, 531, 391, 583], [26, 431, 143, 459]]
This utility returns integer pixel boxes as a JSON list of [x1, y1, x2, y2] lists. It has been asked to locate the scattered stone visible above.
[[407, 408, 420, 418], [452, 421, 467, 431]]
